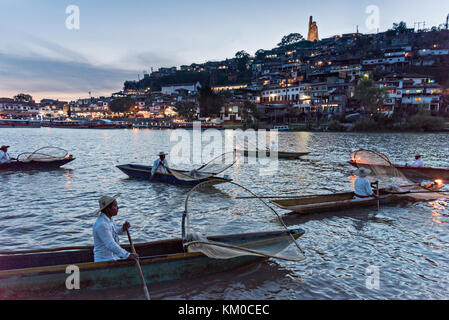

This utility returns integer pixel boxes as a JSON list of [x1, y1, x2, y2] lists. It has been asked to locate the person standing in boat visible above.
[[406, 153, 424, 168], [353, 168, 377, 200], [93, 195, 139, 262], [0, 145, 16, 163], [150, 152, 169, 179]]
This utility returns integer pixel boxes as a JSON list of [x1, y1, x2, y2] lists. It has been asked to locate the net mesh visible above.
[[350, 149, 410, 184], [182, 181, 306, 262], [17, 147, 68, 163], [350, 149, 447, 201], [169, 152, 235, 181]]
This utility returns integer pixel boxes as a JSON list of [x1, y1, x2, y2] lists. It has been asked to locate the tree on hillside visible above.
[[14, 93, 33, 103], [235, 50, 250, 60], [235, 50, 250, 73], [277, 33, 304, 47], [198, 86, 224, 117], [241, 100, 259, 125], [174, 101, 197, 121], [109, 97, 136, 113], [354, 78, 388, 113], [255, 49, 266, 60]]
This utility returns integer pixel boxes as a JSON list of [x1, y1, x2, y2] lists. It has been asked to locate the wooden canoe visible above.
[[0, 157, 75, 172], [116, 164, 232, 187], [349, 160, 449, 184], [271, 187, 444, 216], [235, 149, 310, 160], [0, 228, 305, 299]]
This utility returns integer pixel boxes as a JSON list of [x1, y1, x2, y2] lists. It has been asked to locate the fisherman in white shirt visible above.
[[92, 195, 139, 262], [269, 141, 278, 153], [0, 145, 15, 164], [353, 168, 377, 200], [407, 153, 424, 168], [150, 152, 169, 180]]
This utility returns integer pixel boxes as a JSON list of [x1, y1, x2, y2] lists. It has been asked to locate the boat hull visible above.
[[0, 158, 75, 172], [349, 161, 449, 183], [272, 186, 442, 216], [236, 150, 310, 160], [0, 229, 305, 299], [116, 164, 231, 187]]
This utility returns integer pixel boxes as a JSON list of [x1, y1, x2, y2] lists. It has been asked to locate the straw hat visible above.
[[158, 152, 168, 156], [355, 167, 371, 177], [93, 193, 120, 215], [415, 153, 422, 158]]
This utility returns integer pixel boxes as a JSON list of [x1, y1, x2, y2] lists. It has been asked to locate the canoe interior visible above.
[[0, 229, 304, 272], [116, 164, 231, 186]]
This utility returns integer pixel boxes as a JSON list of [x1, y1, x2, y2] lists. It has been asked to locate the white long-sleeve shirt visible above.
[[151, 158, 169, 175], [93, 213, 130, 262], [0, 150, 11, 164], [354, 177, 374, 199], [409, 158, 424, 168]]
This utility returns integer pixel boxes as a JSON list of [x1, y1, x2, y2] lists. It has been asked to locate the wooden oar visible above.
[[126, 229, 151, 300], [236, 195, 317, 200]]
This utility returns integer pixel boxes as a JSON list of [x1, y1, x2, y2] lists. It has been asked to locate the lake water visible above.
[[1, 128, 448, 299]]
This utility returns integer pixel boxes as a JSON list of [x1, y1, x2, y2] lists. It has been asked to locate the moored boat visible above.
[[0, 228, 305, 299], [0, 119, 41, 128], [116, 164, 232, 187], [271, 185, 446, 216], [235, 149, 310, 160]]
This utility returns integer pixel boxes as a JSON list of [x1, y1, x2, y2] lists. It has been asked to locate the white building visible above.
[[161, 82, 201, 95]]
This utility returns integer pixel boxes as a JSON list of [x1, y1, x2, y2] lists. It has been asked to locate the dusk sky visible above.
[[1, 0, 448, 101]]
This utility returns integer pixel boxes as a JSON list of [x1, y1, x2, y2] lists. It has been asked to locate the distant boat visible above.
[[116, 164, 231, 187], [0, 119, 41, 128], [273, 125, 290, 131], [235, 149, 310, 160], [89, 119, 131, 129], [349, 160, 449, 184], [42, 120, 90, 129], [174, 122, 223, 130]]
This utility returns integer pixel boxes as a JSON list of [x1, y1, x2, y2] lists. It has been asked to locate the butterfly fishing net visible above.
[[182, 181, 306, 262], [169, 152, 236, 181], [350, 149, 447, 201], [17, 147, 69, 163]]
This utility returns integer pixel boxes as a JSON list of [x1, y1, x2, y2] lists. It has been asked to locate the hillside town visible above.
[[2, 18, 449, 131]]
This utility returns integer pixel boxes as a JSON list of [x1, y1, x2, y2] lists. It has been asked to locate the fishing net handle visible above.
[[183, 180, 306, 256], [351, 149, 394, 167]]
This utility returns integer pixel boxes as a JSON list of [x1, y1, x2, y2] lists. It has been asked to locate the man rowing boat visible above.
[[150, 152, 169, 180], [353, 168, 377, 200], [93, 195, 139, 262], [406, 153, 424, 168]]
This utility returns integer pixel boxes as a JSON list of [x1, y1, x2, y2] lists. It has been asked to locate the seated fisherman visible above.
[[150, 152, 169, 179], [407, 153, 424, 168], [353, 168, 376, 200], [93, 195, 139, 262], [0, 145, 16, 163]]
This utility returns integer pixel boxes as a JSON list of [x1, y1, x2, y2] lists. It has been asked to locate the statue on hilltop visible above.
[[307, 16, 319, 42]]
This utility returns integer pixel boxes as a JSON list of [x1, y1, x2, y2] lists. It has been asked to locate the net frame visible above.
[[17, 147, 68, 163], [182, 180, 306, 262], [169, 151, 236, 181]]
